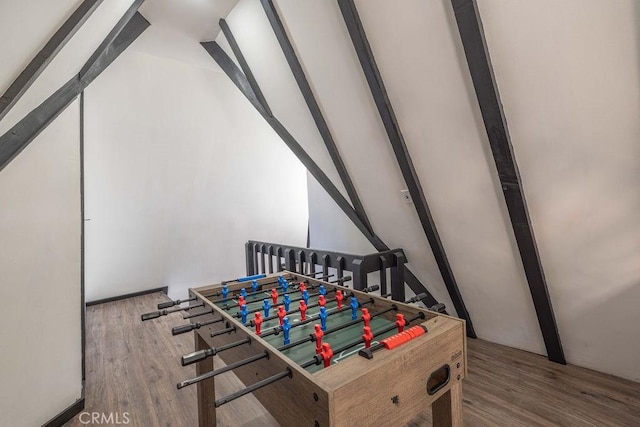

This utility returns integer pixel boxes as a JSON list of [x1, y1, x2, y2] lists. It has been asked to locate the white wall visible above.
[[0, 0, 137, 135], [350, 0, 546, 353], [477, 0, 640, 381], [307, 172, 374, 255], [221, 0, 640, 380], [84, 24, 309, 302], [220, 0, 351, 204], [0, 101, 82, 426], [0, 1, 141, 424]]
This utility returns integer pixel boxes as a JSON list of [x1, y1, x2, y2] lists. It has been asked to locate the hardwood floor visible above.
[[66, 293, 640, 426]]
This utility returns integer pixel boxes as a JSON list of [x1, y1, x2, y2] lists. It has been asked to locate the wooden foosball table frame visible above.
[[186, 271, 466, 426]]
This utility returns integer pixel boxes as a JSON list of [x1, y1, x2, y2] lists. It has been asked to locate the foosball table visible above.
[[143, 271, 466, 426]]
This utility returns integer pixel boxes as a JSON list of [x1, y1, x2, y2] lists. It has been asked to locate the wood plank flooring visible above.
[[66, 293, 640, 426]]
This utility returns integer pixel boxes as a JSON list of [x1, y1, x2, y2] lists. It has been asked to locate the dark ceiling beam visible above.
[[202, 40, 438, 307], [0, 0, 104, 123], [219, 18, 272, 117], [337, 0, 476, 337], [0, 11, 149, 173], [451, 0, 565, 363], [259, 0, 373, 234], [79, 0, 146, 84]]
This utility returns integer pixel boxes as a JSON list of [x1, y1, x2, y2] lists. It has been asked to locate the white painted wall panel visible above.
[[219, 0, 350, 204], [307, 172, 374, 255], [84, 34, 308, 302], [273, 0, 457, 314], [0, 101, 81, 426], [0, 0, 136, 135], [0, 0, 79, 95], [353, 0, 546, 353], [478, 0, 640, 381]]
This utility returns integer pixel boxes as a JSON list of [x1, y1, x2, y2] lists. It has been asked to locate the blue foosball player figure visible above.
[[283, 294, 291, 311], [319, 285, 326, 296], [350, 297, 359, 320], [302, 289, 309, 305], [319, 306, 328, 331], [240, 288, 247, 300], [240, 304, 248, 324], [251, 280, 259, 293], [282, 317, 292, 345], [221, 285, 229, 300], [263, 299, 271, 317]]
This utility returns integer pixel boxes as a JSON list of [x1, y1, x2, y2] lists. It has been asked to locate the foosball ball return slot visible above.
[[149, 271, 466, 426]]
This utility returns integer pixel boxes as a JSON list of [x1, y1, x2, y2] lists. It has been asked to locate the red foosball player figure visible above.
[[318, 295, 326, 307], [271, 288, 279, 305], [361, 308, 371, 328], [299, 300, 308, 321], [313, 324, 324, 354], [320, 342, 333, 368], [254, 312, 263, 335], [277, 306, 286, 326], [396, 313, 406, 333], [362, 326, 374, 349], [335, 289, 344, 309], [237, 295, 245, 306], [298, 283, 306, 296]]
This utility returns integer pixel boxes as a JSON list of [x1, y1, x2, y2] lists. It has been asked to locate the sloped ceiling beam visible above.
[[258, 0, 374, 234], [0, 9, 149, 173], [337, 0, 476, 337], [0, 0, 104, 123], [202, 40, 438, 307], [219, 18, 272, 116], [451, 0, 565, 363]]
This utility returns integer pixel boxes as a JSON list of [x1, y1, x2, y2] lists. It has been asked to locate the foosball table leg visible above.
[[432, 380, 463, 427], [195, 333, 216, 427]]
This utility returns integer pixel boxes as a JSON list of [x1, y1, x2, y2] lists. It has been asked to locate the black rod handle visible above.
[[172, 324, 196, 335], [158, 296, 197, 309], [362, 284, 380, 293], [406, 293, 428, 304], [429, 303, 446, 313], [181, 349, 213, 366], [177, 351, 269, 390], [172, 317, 223, 335], [141, 311, 161, 321]]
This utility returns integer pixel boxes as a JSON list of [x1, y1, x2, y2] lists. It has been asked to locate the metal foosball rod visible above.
[[300, 312, 427, 368], [207, 272, 331, 299], [181, 337, 251, 366], [247, 291, 356, 325], [214, 368, 292, 408], [141, 302, 205, 321], [358, 312, 428, 359], [215, 274, 348, 307], [277, 304, 399, 352], [221, 273, 267, 285], [158, 296, 197, 309], [172, 316, 224, 335], [233, 287, 338, 318], [205, 274, 269, 297], [231, 276, 353, 317], [218, 281, 323, 308], [177, 351, 270, 389], [257, 298, 375, 338]]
